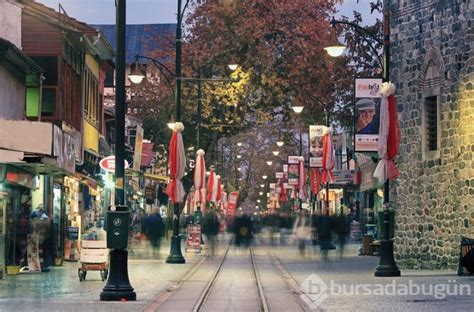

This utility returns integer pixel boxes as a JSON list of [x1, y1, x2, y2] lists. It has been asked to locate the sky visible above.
[[36, 0, 379, 25]]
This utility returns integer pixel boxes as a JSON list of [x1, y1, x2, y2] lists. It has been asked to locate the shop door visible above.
[[52, 184, 64, 264], [0, 194, 6, 278], [4, 190, 21, 267]]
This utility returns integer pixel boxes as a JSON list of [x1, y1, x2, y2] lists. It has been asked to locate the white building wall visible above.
[[0, 65, 25, 120], [0, 0, 22, 49]]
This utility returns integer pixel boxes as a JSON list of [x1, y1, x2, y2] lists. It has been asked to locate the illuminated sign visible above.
[[99, 156, 129, 173]]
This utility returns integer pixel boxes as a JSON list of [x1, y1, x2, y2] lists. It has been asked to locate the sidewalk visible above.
[[268, 240, 474, 312], [0, 240, 203, 312]]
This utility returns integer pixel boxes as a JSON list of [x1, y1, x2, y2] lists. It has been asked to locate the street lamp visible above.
[[323, 30, 346, 57], [100, 0, 136, 301], [291, 105, 304, 114], [326, 1, 400, 277], [266, 161, 273, 166], [272, 150, 280, 156], [291, 105, 304, 211], [276, 141, 284, 147], [228, 64, 238, 71]]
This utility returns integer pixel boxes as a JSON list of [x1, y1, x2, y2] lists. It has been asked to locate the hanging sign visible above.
[[354, 78, 382, 152], [99, 156, 130, 173], [275, 172, 284, 179]]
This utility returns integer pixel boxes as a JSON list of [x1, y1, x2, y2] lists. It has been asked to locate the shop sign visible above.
[[275, 172, 284, 179], [66, 226, 79, 240], [53, 126, 76, 174], [4, 167, 34, 188], [132, 125, 144, 171], [333, 170, 356, 184], [145, 184, 155, 205], [99, 156, 130, 173]]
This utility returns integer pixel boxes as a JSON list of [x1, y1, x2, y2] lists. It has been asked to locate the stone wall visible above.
[[390, 0, 474, 269]]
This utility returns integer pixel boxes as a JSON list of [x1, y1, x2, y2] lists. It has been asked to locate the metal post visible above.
[[299, 131, 303, 211], [166, 0, 185, 264], [194, 70, 203, 237], [100, 0, 136, 301], [197, 70, 202, 149], [325, 109, 330, 216], [375, 0, 400, 277]]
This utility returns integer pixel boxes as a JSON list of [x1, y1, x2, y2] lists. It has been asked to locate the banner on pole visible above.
[[227, 191, 239, 217], [309, 125, 326, 167], [354, 78, 382, 152]]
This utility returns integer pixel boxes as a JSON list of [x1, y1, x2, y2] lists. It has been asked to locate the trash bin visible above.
[[458, 236, 474, 276], [377, 211, 395, 239], [106, 205, 130, 250]]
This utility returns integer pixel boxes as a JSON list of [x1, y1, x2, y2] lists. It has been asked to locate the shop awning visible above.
[[143, 173, 169, 183], [74, 172, 102, 190]]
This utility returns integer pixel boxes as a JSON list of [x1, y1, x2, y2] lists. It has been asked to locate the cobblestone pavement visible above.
[[266, 237, 474, 312]]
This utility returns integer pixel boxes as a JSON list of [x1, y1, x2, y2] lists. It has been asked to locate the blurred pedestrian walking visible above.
[[292, 210, 312, 257], [144, 207, 164, 258], [202, 209, 220, 257]]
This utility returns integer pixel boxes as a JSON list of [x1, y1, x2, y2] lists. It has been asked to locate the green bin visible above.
[[377, 210, 395, 239], [106, 206, 130, 249]]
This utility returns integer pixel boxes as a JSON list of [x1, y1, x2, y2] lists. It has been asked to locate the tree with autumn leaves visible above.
[[131, 0, 383, 199]]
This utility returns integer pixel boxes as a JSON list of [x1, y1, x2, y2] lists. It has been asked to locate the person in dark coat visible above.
[[144, 207, 164, 258], [317, 214, 335, 261], [233, 214, 253, 248], [202, 209, 220, 257]]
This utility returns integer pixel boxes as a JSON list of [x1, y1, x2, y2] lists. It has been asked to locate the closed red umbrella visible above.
[[374, 82, 400, 182], [278, 178, 288, 202], [193, 149, 206, 208], [215, 175, 222, 203], [206, 168, 218, 205], [165, 122, 186, 203], [321, 127, 335, 184], [298, 156, 307, 200]]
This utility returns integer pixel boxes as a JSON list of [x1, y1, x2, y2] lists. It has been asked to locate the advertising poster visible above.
[[309, 125, 326, 167], [354, 78, 382, 151], [287, 156, 299, 186], [186, 225, 201, 252], [227, 191, 239, 217]]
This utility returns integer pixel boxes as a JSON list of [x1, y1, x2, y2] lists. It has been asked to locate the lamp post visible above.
[[100, 0, 136, 301], [292, 105, 304, 211], [326, 0, 399, 277], [165, 0, 186, 264]]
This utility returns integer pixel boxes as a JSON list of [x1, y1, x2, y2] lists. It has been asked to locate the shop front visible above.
[[0, 165, 35, 278]]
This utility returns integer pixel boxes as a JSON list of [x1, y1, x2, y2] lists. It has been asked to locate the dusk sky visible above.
[[36, 0, 379, 25]]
